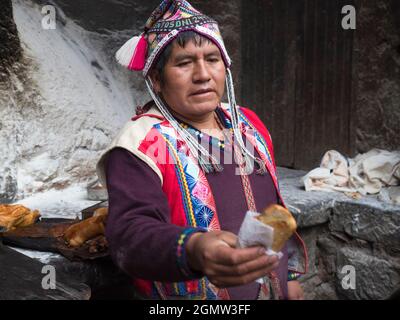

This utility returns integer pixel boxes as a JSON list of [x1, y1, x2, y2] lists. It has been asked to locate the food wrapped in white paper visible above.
[[237, 211, 283, 284], [237, 211, 283, 259]]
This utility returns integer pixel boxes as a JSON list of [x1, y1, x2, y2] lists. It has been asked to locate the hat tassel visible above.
[[115, 33, 147, 71]]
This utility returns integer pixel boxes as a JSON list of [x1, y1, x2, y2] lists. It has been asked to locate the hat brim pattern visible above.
[[148, 14, 217, 33], [143, 26, 232, 77]]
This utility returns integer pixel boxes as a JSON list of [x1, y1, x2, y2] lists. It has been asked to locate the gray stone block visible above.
[[278, 167, 400, 300], [330, 202, 400, 248], [336, 247, 400, 300]]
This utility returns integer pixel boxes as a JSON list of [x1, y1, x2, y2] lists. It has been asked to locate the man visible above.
[[97, 0, 307, 300]]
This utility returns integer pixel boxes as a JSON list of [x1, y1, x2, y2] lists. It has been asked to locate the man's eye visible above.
[[177, 61, 190, 66], [208, 58, 220, 63]]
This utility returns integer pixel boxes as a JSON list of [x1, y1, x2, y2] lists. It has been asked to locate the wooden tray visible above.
[[0, 218, 109, 261]]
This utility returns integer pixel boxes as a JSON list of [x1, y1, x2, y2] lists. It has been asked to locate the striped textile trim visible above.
[[143, 25, 231, 76], [175, 229, 213, 299], [158, 128, 223, 299], [161, 133, 197, 226], [238, 110, 279, 188], [238, 111, 274, 166], [176, 228, 200, 277], [144, 29, 179, 76]]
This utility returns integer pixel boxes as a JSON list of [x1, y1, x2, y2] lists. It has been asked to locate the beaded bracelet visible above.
[[176, 228, 206, 278], [288, 271, 302, 281]]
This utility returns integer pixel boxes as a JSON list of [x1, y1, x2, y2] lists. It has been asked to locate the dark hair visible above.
[[152, 31, 213, 85]]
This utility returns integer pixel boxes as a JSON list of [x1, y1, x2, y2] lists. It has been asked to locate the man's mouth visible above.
[[191, 88, 215, 96]]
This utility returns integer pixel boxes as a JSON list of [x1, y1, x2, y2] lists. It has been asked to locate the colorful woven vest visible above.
[[124, 105, 306, 299]]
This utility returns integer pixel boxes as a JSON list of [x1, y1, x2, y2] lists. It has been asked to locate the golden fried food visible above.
[[17, 210, 41, 228], [256, 204, 297, 252], [63, 213, 107, 248], [93, 207, 108, 217], [0, 204, 41, 230]]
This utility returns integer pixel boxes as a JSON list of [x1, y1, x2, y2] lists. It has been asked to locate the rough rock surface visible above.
[[0, 0, 22, 79], [0, 0, 241, 202], [0, 0, 22, 202], [353, 0, 400, 153], [278, 167, 400, 300], [9, 246, 136, 300]]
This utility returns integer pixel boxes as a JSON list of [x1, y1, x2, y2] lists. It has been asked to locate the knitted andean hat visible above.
[[115, 0, 266, 175], [115, 0, 231, 76]]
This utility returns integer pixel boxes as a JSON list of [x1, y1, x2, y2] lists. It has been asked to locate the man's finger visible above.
[[214, 245, 269, 266], [209, 264, 280, 288], [217, 231, 238, 248], [205, 254, 280, 277]]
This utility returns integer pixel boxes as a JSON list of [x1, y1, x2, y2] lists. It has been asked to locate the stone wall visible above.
[[31, 0, 242, 104], [279, 168, 400, 300], [0, 0, 241, 201], [0, 0, 23, 202], [0, 0, 21, 79], [353, 0, 400, 154]]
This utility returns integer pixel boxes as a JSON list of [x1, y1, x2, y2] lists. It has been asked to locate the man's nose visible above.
[[193, 60, 211, 83]]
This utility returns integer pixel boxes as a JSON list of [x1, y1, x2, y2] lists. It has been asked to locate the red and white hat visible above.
[[115, 0, 231, 77], [115, 0, 266, 175]]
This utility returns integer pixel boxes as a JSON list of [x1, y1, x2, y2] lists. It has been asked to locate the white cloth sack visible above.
[[303, 149, 400, 204]]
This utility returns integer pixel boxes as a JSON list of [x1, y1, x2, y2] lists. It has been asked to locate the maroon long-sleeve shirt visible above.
[[105, 133, 289, 300]]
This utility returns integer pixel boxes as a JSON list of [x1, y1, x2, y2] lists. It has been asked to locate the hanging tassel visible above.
[[115, 33, 148, 71], [256, 158, 267, 175], [225, 68, 267, 175], [145, 77, 224, 174]]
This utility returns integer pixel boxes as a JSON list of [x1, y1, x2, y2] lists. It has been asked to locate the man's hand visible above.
[[186, 231, 279, 288], [287, 280, 304, 300]]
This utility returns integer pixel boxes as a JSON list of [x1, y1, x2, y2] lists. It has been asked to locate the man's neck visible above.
[[175, 111, 215, 130], [170, 108, 225, 140]]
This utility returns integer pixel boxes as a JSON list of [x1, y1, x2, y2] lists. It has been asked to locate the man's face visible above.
[[152, 39, 226, 119]]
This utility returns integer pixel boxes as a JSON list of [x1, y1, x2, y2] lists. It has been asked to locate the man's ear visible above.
[[149, 69, 162, 93]]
